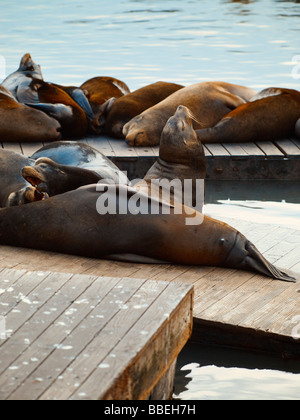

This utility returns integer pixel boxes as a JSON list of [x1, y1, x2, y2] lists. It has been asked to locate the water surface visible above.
[[1, 0, 300, 91]]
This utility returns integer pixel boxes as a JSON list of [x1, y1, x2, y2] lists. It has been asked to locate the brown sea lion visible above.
[[123, 81, 257, 146], [0, 183, 294, 282], [195, 88, 300, 143], [80, 76, 131, 133], [134, 105, 206, 212], [102, 81, 184, 138], [16, 79, 89, 139], [0, 85, 61, 142], [0, 149, 48, 207], [22, 141, 129, 196]]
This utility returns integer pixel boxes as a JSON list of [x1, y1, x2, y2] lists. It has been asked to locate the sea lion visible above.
[[80, 76, 131, 133], [15, 79, 89, 139], [195, 88, 300, 143], [0, 149, 48, 207], [102, 81, 184, 138], [1, 53, 43, 97], [22, 141, 129, 196], [51, 83, 95, 122], [0, 183, 294, 282], [0, 85, 62, 143], [134, 105, 206, 212], [123, 81, 257, 147]]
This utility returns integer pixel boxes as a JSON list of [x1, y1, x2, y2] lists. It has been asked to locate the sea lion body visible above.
[[0, 86, 62, 143], [123, 81, 257, 146], [80, 76, 131, 133], [0, 184, 294, 282], [16, 79, 88, 139], [0, 150, 47, 207], [103, 81, 184, 138], [196, 88, 300, 143], [22, 141, 129, 196]]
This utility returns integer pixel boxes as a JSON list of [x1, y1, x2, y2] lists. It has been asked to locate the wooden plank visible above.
[[222, 143, 249, 158], [205, 143, 230, 157], [2, 143, 22, 154], [109, 139, 138, 158], [292, 138, 300, 150], [85, 137, 116, 157], [239, 142, 266, 159], [275, 139, 300, 159], [257, 142, 285, 159]]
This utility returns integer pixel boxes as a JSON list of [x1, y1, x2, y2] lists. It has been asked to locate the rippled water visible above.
[[0, 0, 300, 91], [1, 0, 300, 401]]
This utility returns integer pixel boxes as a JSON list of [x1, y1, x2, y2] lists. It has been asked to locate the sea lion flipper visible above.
[[25, 102, 72, 120], [243, 241, 296, 283], [67, 88, 95, 120]]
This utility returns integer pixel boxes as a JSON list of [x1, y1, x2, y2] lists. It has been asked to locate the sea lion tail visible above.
[[241, 241, 296, 283], [225, 233, 296, 282]]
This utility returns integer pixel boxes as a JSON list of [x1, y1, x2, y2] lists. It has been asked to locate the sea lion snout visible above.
[[125, 130, 147, 147]]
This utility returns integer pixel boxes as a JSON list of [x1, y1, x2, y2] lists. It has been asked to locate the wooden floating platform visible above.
[[0, 270, 193, 400], [0, 217, 299, 362], [2, 136, 300, 181]]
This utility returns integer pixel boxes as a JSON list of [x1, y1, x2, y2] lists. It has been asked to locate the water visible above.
[[1, 0, 300, 401], [0, 0, 300, 91]]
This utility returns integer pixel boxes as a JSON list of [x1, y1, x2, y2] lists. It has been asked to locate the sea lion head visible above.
[[17, 53, 43, 80], [21, 158, 62, 196], [123, 112, 163, 147], [159, 105, 205, 168], [7, 186, 48, 207]]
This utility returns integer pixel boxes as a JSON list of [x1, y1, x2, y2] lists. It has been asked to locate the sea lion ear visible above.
[[102, 97, 116, 115]]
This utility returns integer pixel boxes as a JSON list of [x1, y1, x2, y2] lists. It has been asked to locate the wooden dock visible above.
[[0, 269, 193, 400], [0, 136, 299, 399], [0, 217, 299, 359], [2, 136, 300, 181]]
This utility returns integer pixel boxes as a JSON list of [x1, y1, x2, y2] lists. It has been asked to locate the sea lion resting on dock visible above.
[[123, 81, 257, 146], [0, 85, 61, 143], [0, 184, 294, 282], [102, 81, 184, 138], [2, 54, 93, 139], [0, 108, 295, 282], [196, 88, 300, 143]]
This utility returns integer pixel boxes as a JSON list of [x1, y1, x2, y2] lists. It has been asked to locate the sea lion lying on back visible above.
[[0, 85, 61, 143], [102, 81, 184, 138], [123, 81, 257, 147], [196, 88, 300, 143]]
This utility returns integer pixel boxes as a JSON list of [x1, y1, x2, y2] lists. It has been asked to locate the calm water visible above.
[[0, 0, 300, 91], [1, 0, 300, 401]]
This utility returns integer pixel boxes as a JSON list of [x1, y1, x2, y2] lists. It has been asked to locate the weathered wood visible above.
[[0, 270, 193, 400]]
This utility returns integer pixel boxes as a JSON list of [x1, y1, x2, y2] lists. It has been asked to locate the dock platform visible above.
[[0, 136, 299, 399], [0, 217, 299, 361], [2, 136, 300, 181], [0, 270, 193, 400]]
